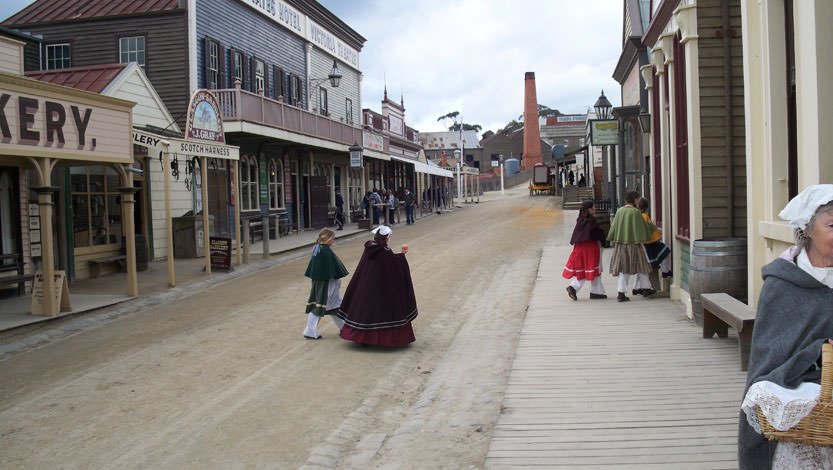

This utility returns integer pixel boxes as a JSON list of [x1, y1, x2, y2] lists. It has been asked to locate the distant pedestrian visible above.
[[563, 200, 607, 300], [303, 229, 348, 340], [338, 225, 418, 347], [403, 188, 415, 224], [637, 198, 671, 287], [387, 189, 397, 225], [334, 189, 344, 230], [607, 191, 653, 301], [370, 188, 382, 225], [578, 174, 586, 187], [361, 192, 370, 220], [568, 170, 575, 186]]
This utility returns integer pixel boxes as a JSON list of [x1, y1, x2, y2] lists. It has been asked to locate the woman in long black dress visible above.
[[337, 225, 418, 347]]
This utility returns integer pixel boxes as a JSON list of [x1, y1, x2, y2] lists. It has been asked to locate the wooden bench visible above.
[[701, 292, 756, 371], [88, 255, 127, 278], [0, 273, 35, 295]]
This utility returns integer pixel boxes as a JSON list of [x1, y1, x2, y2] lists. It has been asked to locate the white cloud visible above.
[[322, 0, 623, 134]]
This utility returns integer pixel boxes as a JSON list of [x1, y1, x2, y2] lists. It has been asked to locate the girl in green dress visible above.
[[303, 229, 349, 339]]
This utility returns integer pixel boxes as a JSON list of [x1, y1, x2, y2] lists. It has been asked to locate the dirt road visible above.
[[0, 187, 572, 469]]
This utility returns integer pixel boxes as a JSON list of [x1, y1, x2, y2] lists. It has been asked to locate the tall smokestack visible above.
[[522, 72, 543, 169]]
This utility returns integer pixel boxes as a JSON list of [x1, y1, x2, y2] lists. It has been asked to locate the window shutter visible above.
[[203, 37, 211, 89], [241, 53, 249, 91], [263, 61, 269, 96], [218, 44, 226, 88]]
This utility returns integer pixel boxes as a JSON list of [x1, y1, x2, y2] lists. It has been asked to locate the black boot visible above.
[[617, 292, 630, 302]]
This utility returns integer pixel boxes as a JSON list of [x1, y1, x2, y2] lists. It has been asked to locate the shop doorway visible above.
[[207, 160, 230, 236]]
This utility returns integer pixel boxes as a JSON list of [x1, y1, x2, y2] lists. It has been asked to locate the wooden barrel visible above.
[[689, 238, 747, 326]]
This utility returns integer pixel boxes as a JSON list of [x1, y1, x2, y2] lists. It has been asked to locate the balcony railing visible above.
[[214, 88, 363, 147]]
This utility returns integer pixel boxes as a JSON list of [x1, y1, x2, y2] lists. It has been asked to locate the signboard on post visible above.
[[31, 270, 71, 315], [349, 144, 363, 168], [590, 120, 619, 145]]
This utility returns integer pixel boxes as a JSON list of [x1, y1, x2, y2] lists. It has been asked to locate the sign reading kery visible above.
[[0, 75, 133, 163]]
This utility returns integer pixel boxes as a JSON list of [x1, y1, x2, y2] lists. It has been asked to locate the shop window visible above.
[[253, 58, 265, 94], [70, 166, 122, 248], [46, 43, 70, 69], [268, 158, 283, 209], [119, 35, 146, 69], [318, 87, 328, 116], [240, 156, 259, 211], [230, 49, 247, 89], [204, 37, 224, 89], [290, 74, 302, 106], [348, 168, 362, 208]]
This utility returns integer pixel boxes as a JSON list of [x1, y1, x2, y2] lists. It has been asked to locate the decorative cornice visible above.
[[660, 32, 676, 65], [651, 45, 666, 74], [640, 64, 654, 89], [675, 3, 698, 44]]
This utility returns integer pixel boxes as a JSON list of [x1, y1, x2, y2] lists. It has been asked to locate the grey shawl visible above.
[[738, 256, 833, 469]]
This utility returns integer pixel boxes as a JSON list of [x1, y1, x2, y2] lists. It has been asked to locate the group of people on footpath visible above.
[[563, 190, 671, 302], [564, 185, 833, 469], [302, 225, 418, 347], [360, 188, 417, 226]]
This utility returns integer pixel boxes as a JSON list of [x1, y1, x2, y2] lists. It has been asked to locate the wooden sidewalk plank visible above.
[[485, 244, 747, 469]]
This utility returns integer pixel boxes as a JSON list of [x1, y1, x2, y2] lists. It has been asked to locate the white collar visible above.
[[797, 249, 833, 289]]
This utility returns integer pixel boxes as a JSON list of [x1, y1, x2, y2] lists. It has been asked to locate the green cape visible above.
[[304, 244, 349, 281], [607, 205, 652, 244]]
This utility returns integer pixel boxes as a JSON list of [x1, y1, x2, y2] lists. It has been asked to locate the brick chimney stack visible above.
[[522, 72, 543, 169]]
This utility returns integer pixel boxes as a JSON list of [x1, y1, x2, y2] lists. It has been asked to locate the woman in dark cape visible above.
[[338, 225, 418, 347], [303, 229, 348, 339]]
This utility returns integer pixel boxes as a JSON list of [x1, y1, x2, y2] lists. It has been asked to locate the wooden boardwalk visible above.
[[486, 244, 747, 469]]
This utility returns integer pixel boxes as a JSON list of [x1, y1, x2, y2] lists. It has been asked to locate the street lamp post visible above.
[[308, 60, 342, 116], [499, 153, 505, 196], [454, 149, 461, 205], [594, 90, 614, 213]]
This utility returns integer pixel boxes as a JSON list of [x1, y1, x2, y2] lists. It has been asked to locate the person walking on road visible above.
[[563, 200, 607, 300], [303, 229, 348, 340], [334, 189, 344, 230], [337, 225, 418, 347], [607, 190, 653, 302], [403, 188, 415, 224]]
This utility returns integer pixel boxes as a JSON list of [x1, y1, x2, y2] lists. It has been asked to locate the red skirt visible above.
[[562, 241, 602, 281], [340, 323, 415, 347]]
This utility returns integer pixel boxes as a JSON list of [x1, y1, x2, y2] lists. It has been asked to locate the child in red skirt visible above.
[[563, 200, 607, 300]]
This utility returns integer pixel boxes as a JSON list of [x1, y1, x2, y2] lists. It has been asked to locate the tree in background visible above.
[[437, 111, 482, 133]]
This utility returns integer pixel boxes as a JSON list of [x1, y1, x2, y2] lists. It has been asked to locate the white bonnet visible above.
[[371, 225, 392, 236], [778, 184, 833, 230]]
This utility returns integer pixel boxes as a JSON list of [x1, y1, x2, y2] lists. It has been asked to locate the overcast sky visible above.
[[1, 0, 623, 135]]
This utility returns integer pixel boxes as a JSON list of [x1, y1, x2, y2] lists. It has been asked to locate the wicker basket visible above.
[[756, 342, 833, 447]]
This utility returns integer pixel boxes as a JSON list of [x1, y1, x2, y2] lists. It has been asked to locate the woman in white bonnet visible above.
[[739, 184, 833, 469]]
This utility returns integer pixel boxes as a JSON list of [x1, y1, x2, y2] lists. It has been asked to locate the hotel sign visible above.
[[239, 0, 360, 69], [0, 74, 133, 163]]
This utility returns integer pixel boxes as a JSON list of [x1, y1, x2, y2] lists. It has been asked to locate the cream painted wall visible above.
[[741, 0, 833, 307], [0, 37, 24, 75]]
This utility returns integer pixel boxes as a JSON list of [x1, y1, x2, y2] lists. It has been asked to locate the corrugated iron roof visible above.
[[26, 63, 126, 93], [3, 0, 180, 26]]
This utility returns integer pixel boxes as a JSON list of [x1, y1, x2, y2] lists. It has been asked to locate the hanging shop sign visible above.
[[0, 73, 133, 163], [185, 90, 226, 144], [590, 119, 619, 146]]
